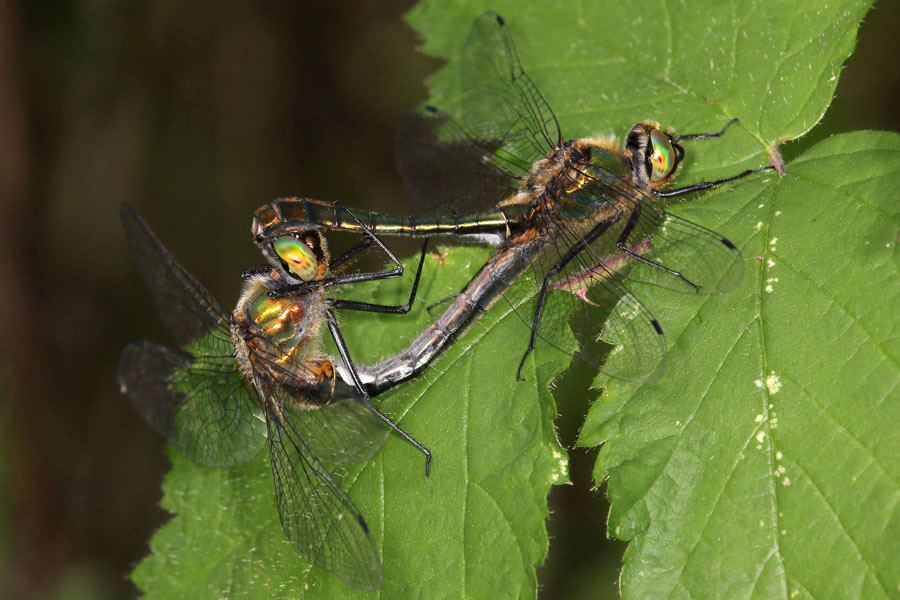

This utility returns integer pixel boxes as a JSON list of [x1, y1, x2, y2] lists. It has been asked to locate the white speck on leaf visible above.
[[766, 374, 782, 394]]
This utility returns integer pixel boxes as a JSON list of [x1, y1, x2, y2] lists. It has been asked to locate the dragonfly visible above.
[[117, 204, 430, 590], [252, 11, 773, 387]]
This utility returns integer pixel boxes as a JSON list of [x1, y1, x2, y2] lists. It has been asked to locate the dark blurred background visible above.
[[0, 1, 897, 598]]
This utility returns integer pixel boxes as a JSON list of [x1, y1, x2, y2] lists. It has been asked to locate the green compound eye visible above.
[[648, 128, 675, 182], [273, 235, 318, 281]]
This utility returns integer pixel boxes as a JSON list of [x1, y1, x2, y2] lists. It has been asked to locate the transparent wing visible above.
[[236, 302, 387, 588], [493, 160, 742, 381], [487, 215, 668, 383], [286, 391, 388, 466], [531, 209, 669, 383], [395, 104, 523, 216], [393, 11, 563, 217], [460, 12, 561, 167], [119, 340, 265, 467], [242, 324, 389, 466], [119, 205, 265, 466], [120, 204, 232, 348], [570, 163, 744, 294], [261, 375, 382, 590], [623, 208, 744, 294]]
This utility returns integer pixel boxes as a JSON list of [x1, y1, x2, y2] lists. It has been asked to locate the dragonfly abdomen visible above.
[[254, 197, 530, 241], [358, 231, 541, 392]]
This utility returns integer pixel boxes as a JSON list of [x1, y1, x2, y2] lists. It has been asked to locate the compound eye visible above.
[[273, 235, 318, 281], [648, 128, 676, 182]]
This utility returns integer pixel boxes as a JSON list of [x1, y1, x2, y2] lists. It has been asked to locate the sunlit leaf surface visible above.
[[581, 131, 900, 599]]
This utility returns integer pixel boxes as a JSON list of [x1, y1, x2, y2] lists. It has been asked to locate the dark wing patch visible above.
[[395, 104, 522, 216]]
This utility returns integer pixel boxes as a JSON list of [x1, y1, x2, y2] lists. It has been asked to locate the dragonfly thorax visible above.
[[233, 273, 326, 372], [522, 142, 588, 200]]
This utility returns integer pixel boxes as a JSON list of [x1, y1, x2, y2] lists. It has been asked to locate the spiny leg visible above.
[[329, 239, 429, 315], [326, 308, 431, 475], [614, 204, 700, 291], [516, 218, 615, 380]]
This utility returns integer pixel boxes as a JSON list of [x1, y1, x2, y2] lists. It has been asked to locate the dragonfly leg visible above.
[[655, 165, 773, 199], [337, 206, 403, 279], [270, 208, 430, 301], [268, 280, 321, 299], [516, 218, 615, 381], [317, 207, 425, 288], [615, 205, 700, 291], [329, 235, 373, 271], [325, 308, 431, 476], [328, 239, 429, 314], [677, 118, 739, 140], [268, 237, 423, 300], [426, 292, 459, 315]]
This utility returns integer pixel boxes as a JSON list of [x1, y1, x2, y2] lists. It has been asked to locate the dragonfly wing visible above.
[[460, 12, 561, 166], [264, 379, 381, 590], [488, 207, 667, 383], [244, 326, 389, 466], [119, 341, 265, 467], [282, 390, 388, 466], [120, 206, 265, 466], [546, 249, 668, 384], [395, 104, 522, 215], [626, 206, 744, 294], [570, 170, 744, 294], [394, 13, 563, 220], [120, 204, 231, 348]]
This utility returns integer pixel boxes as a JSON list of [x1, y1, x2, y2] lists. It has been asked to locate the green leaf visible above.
[[133, 246, 569, 598], [582, 131, 900, 598]]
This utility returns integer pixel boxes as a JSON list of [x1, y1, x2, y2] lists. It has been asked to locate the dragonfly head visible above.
[[266, 229, 329, 283], [625, 122, 685, 192]]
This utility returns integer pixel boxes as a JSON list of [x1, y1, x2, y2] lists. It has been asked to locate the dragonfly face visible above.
[[118, 205, 431, 590], [624, 122, 687, 190], [255, 222, 332, 287]]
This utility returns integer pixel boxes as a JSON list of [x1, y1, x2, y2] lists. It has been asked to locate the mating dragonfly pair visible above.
[[120, 12, 772, 590]]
